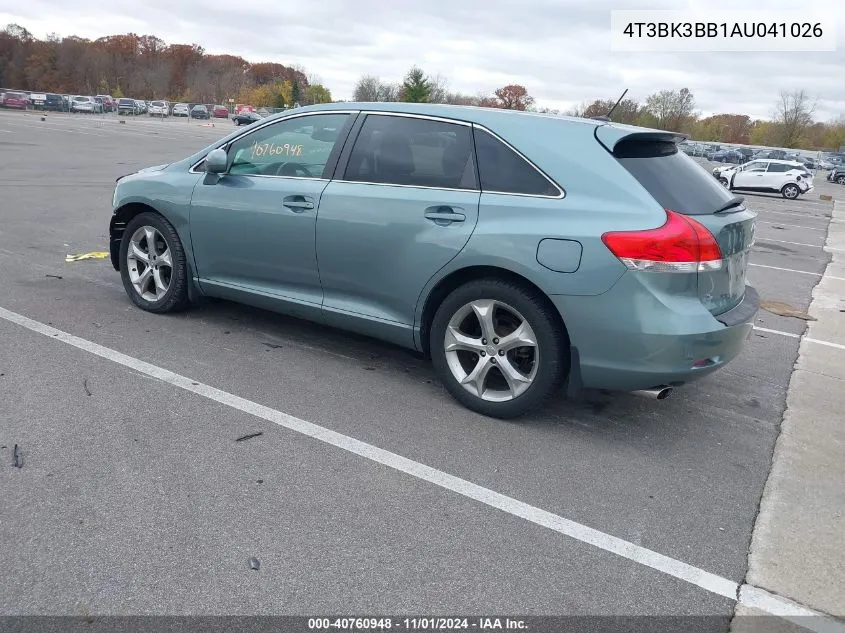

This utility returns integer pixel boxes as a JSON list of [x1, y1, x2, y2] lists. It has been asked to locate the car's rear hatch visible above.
[[596, 124, 756, 317]]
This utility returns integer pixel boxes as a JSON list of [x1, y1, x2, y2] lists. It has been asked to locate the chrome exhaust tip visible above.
[[631, 385, 673, 400]]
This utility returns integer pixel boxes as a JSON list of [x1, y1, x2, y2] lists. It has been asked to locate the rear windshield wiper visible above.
[[714, 196, 745, 214]]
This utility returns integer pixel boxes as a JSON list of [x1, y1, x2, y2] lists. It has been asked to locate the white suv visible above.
[[713, 159, 813, 200], [148, 100, 169, 117]]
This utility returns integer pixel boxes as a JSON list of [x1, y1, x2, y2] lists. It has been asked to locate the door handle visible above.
[[283, 195, 315, 212], [424, 206, 466, 224]]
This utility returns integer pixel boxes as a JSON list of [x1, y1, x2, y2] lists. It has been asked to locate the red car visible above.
[[212, 105, 230, 118], [96, 95, 117, 112], [1, 91, 29, 109], [235, 103, 255, 114]]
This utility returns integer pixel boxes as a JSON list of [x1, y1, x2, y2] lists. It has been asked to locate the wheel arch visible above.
[[109, 202, 162, 271], [417, 265, 570, 359]]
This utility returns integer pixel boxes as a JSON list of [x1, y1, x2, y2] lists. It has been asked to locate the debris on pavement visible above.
[[249, 556, 260, 570], [65, 251, 110, 262], [44, 274, 63, 279], [262, 342, 283, 349], [760, 300, 817, 321], [12, 444, 23, 468], [236, 432, 263, 442], [83, 378, 92, 396]]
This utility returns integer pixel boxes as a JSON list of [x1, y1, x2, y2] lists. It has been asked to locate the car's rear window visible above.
[[151, 101, 165, 107], [119, 99, 134, 105], [614, 139, 735, 216]]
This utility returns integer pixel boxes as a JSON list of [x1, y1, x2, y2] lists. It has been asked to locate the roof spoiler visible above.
[[594, 125, 688, 154]]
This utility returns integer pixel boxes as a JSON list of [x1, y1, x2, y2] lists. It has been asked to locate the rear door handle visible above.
[[283, 195, 315, 212], [424, 206, 466, 225]]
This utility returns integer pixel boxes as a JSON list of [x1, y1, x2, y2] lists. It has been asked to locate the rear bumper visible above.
[[553, 282, 759, 393]]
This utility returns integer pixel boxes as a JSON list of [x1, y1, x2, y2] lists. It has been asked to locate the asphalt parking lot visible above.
[[0, 109, 840, 630]]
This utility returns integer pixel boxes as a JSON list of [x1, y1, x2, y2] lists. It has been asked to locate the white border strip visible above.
[[2, 304, 845, 630]]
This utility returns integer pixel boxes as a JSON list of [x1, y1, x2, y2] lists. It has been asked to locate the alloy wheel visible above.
[[444, 299, 539, 402], [126, 226, 173, 302], [783, 185, 799, 199]]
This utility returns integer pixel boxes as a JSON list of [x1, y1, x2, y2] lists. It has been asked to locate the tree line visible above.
[[356, 68, 844, 152], [3, 24, 841, 151], [0, 24, 332, 107]]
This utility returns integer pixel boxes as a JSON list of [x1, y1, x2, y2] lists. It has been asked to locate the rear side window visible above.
[[614, 139, 735, 215], [344, 114, 477, 190], [473, 129, 560, 196], [767, 163, 790, 173]]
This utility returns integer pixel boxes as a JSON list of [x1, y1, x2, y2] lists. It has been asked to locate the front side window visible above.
[[473, 128, 560, 196], [227, 113, 350, 178], [344, 114, 476, 190]]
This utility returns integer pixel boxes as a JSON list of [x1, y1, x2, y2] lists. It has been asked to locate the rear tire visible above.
[[781, 183, 800, 199], [429, 279, 568, 419], [719, 177, 730, 189], [836, 175, 845, 185]]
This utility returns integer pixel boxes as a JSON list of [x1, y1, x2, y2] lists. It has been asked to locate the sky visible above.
[[1, 0, 843, 120]]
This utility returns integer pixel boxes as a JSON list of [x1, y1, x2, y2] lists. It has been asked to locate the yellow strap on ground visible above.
[[65, 251, 110, 262]]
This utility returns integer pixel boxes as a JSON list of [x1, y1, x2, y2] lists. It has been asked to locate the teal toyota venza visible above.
[[109, 103, 758, 418]]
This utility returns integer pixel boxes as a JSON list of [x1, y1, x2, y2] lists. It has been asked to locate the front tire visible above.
[[836, 175, 845, 185], [119, 212, 190, 313], [429, 279, 568, 419], [782, 183, 800, 199]]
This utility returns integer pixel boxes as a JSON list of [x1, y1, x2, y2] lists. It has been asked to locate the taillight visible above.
[[601, 210, 723, 273]]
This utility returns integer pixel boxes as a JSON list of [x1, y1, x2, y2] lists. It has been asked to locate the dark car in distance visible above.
[[232, 110, 263, 126], [191, 105, 210, 120]]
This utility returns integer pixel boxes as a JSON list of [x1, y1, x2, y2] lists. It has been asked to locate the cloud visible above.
[[2, 0, 844, 120]]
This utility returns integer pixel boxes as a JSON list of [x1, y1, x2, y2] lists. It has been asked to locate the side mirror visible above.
[[205, 148, 228, 174]]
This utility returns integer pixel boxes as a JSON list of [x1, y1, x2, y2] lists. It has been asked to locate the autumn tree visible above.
[[773, 90, 815, 148], [644, 88, 696, 131], [305, 83, 332, 104], [494, 84, 534, 110], [580, 98, 639, 124], [692, 114, 752, 143], [401, 66, 431, 103], [291, 79, 301, 105]]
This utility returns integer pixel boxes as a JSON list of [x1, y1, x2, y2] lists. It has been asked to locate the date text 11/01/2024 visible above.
[[621, 21, 823, 38], [307, 617, 528, 630]]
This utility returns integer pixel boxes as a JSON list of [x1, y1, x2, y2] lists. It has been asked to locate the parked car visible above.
[[30, 92, 62, 111], [256, 107, 271, 117], [148, 100, 169, 117], [232, 110, 263, 126], [711, 149, 744, 164], [172, 103, 190, 117], [190, 104, 210, 119], [212, 105, 230, 118], [1, 91, 29, 109], [827, 165, 845, 185], [713, 159, 813, 199], [134, 99, 147, 114], [96, 95, 117, 112], [117, 98, 139, 115], [107, 103, 759, 418], [71, 95, 103, 113]]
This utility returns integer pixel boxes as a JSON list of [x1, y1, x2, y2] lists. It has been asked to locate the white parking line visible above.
[[1, 303, 843, 630], [758, 209, 832, 220], [755, 238, 827, 249], [758, 220, 826, 232], [748, 263, 845, 281], [754, 326, 845, 351]]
